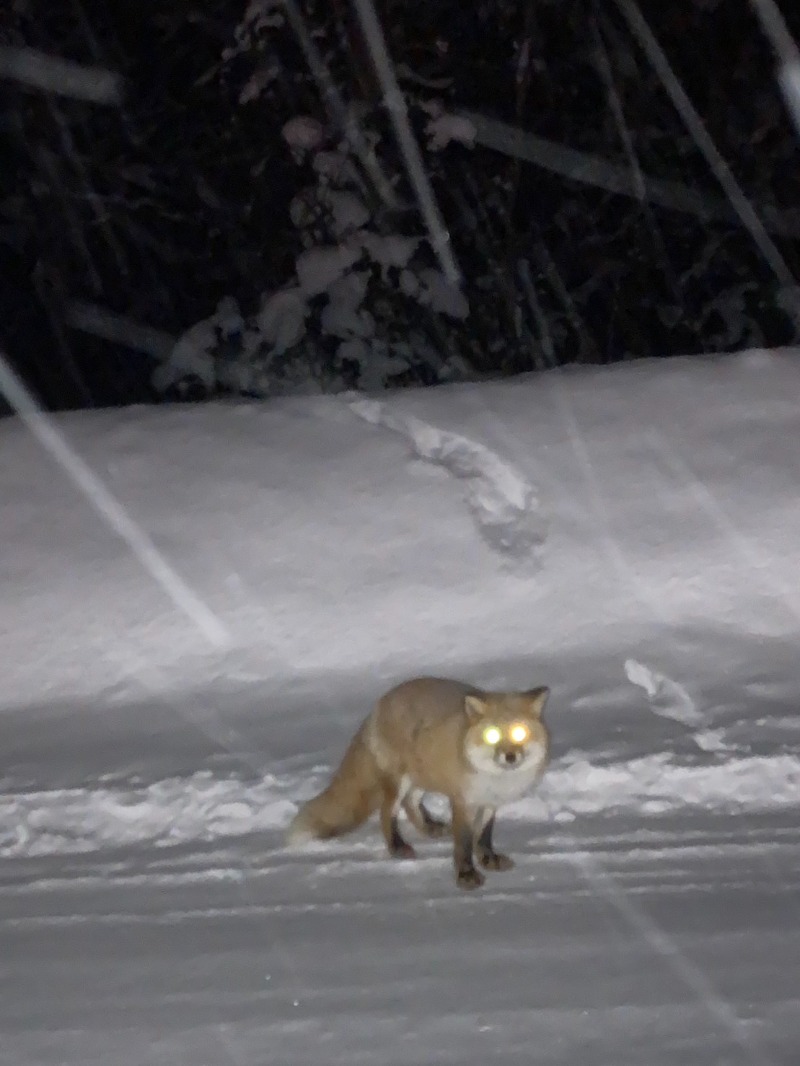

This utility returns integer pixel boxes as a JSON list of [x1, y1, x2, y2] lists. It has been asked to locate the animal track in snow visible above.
[[350, 398, 546, 561]]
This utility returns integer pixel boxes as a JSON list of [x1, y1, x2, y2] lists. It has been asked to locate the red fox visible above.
[[286, 677, 550, 889]]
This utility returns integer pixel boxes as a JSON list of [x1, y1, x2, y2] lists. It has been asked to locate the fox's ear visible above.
[[464, 695, 489, 722], [524, 685, 550, 717]]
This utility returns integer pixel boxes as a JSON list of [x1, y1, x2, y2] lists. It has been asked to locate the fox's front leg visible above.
[[450, 799, 485, 889], [474, 808, 514, 871]]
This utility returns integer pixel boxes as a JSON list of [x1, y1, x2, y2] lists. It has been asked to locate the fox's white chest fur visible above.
[[463, 742, 547, 809]]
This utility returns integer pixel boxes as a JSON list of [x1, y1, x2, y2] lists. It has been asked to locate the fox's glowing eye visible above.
[[509, 723, 529, 744], [482, 725, 502, 746]]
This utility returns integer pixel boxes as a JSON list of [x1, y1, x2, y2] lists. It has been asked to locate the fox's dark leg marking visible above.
[[474, 808, 514, 871], [380, 782, 416, 860], [403, 794, 449, 838], [400, 795, 426, 836], [451, 800, 484, 889], [420, 800, 449, 836], [390, 821, 415, 858]]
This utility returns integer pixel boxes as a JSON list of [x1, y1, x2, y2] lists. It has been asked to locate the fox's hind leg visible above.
[[379, 776, 416, 859], [474, 807, 514, 871], [403, 790, 450, 838]]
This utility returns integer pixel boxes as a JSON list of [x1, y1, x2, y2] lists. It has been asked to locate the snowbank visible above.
[[3, 348, 799, 709]]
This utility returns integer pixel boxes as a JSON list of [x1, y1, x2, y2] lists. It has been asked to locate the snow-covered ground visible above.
[[2, 349, 800, 1064]]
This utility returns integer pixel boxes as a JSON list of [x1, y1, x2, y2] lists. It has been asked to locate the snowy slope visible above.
[[2, 349, 800, 1064]]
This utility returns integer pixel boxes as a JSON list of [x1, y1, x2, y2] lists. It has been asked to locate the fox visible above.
[[286, 677, 550, 889]]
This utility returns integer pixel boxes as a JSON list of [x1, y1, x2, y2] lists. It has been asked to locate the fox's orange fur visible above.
[[287, 677, 550, 889]]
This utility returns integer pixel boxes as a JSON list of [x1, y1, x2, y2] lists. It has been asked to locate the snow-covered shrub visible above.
[[155, 101, 476, 398], [156, 1, 477, 399]]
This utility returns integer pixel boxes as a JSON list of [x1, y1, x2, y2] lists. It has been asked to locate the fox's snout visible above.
[[494, 744, 526, 768]]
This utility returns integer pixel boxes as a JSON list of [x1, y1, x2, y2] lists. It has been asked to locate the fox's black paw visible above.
[[478, 851, 514, 871], [390, 842, 417, 860], [456, 865, 485, 890]]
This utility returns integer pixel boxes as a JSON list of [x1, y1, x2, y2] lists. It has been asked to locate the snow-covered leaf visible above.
[[321, 272, 374, 338], [255, 288, 309, 353], [361, 234, 420, 271], [296, 244, 362, 297], [325, 191, 370, 236], [425, 113, 477, 151], [282, 116, 325, 152], [416, 269, 470, 318]]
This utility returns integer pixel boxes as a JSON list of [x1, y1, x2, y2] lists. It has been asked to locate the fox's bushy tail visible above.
[[286, 726, 383, 844]]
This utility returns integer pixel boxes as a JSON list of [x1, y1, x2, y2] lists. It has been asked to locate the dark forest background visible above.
[[2, 0, 799, 412]]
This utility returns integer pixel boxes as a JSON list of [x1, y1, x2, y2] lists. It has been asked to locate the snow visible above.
[[414, 266, 470, 318], [425, 112, 478, 152], [255, 287, 309, 353], [325, 190, 371, 236], [320, 272, 372, 339], [154, 297, 244, 393], [2, 348, 800, 1063], [281, 115, 325, 152], [360, 232, 420, 271], [295, 243, 362, 296]]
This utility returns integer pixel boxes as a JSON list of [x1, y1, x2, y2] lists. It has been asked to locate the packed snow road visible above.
[[2, 808, 798, 1066]]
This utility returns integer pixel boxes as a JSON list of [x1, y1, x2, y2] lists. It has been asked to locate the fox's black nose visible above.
[[504, 750, 518, 765]]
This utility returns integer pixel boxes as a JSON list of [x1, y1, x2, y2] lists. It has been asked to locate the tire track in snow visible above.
[[568, 850, 780, 1066], [349, 397, 546, 561], [3, 749, 800, 858]]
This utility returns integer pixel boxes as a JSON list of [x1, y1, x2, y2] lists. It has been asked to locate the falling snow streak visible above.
[[0, 46, 121, 104]]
